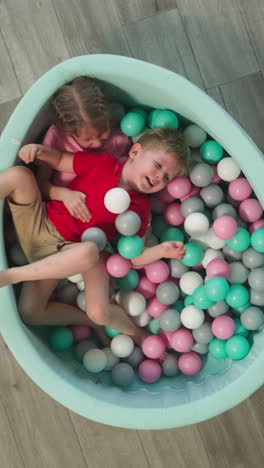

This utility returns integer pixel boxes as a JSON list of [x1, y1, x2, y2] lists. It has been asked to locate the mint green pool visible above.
[[0, 55, 263, 429]]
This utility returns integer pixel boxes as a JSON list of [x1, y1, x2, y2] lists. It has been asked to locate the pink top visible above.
[[42, 124, 132, 186]]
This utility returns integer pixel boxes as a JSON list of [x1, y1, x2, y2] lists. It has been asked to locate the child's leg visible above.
[[0, 166, 39, 204], [82, 254, 147, 345]]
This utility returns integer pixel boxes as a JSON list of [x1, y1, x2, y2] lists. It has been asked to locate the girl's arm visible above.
[[131, 241, 185, 267], [19, 144, 74, 173]]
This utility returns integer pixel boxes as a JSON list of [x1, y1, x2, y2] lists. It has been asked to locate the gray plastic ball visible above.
[[156, 281, 180, 305], [223, 245, 242, 262], [192, 322, 214, 344], [184, 124, 207, 148], [248, 268, 264, 292], [200, 184, 224, 208], [115, 210, 141, 236], [170, 258, 189, 278], [74, 340, 97, 362], [162, 355, 179, 376], [189, 163, 214, 187], [242, 248, 264, 269], [192, 342, 209, 354], [228, 262, 249, 284], [240, 306, 264, 330], [181, 197, 205, 217], [123, 346, 144, 368], [111, 363, 135, 387], [81, 227, 107, 251], [212, 203, 237, 220], [159, 308, 181, 332], [208, 300, 229, 317], [250, 289, 264, 306]]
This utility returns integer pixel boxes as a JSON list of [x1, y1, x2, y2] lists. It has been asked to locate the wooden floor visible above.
[[0, 1, 264, 466]]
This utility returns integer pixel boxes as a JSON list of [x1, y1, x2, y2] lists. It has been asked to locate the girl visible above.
[[38, 76, 131, 222]]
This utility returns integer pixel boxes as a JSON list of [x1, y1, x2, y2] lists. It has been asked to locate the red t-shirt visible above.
[[46, 152, 151, 242]]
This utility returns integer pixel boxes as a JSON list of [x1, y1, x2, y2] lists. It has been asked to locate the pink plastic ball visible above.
[[142, 335, 166, 359], [211, 316, 235, 340], [135, 276, 156, 299], [239, 198, 263, 223], [178, 352, 202, 375], [106, 254, 131, 278], [228, 177, 252, 201], [213, 215, 238, 240], [171, 329, 194, 352], [70, 325, 91, 343], [206, 258, 231, 279], [145, 260, 170, 284], [249, 219, 264, 234], [160, 330, 173, 348], [138, 359, 161, 383], [167, 176, 192, 199], [156, 186, 175, 203], [164, 203, 185, 226], [180, 185, 201, 202], [147, 296, 167, 318]]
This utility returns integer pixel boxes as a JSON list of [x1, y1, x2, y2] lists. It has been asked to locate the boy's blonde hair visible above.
[[51, 76, 110, 135], [137, 127, 191, 176]]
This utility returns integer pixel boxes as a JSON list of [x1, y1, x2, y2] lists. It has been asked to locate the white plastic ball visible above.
[[133, 310, 151, 327], [76, 291, 86, 312], [77, 280, 85, 291], [68, 273, 83, 283], [110, 334, 134, 358], [116, 290, 146, 317], [217, 157, 240, 182], [104, 188, 131, 214], [181, 305, 204, 329], [83, 349, 107, 373], [184, 212, 209, 237], [202, 248, 224, 268], [206, 228, 226, 249], [179, 271, 203, 295]]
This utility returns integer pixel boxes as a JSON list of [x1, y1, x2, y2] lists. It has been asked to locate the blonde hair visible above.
[[51, 76, 110, 135], [137, 127, 191, 176]]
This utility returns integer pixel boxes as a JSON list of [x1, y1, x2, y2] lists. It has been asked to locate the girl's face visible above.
[[122, 143, 181, 193], [73, 124, 110, 149]]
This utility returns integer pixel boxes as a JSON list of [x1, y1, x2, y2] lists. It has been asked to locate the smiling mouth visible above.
[[146, 176, 154, 187]]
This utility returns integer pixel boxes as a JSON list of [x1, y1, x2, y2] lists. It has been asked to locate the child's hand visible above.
[[63, 190, 91, 223], [162, 241, 186, 260], [18, 144, 43, 164]]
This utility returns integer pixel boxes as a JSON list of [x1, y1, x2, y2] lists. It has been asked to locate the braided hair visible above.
[[51, 76, 110, 135]]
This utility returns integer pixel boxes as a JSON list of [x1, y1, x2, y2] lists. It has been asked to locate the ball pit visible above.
[[0, 55, 264, 430]]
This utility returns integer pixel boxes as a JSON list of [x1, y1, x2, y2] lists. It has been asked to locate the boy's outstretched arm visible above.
[[19, 144, 74, 173], [131, 241, 185, 267]]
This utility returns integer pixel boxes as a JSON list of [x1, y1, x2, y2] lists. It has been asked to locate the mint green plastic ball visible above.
[[160, 227, 184, 243], [251, 228, 264, 252], [130, 107, 148, 121], [147, 318, 161, 335], [226, 227, 251, 252], [148, 109, 179, 129], [225, 335, 250, 360], [184, 295, 193, 306], [116, 269, 139, 290], [182, 242, 204, 267], [48, 327, 74, 351], [151, 215, 169, 238], [209, 338, 228, 359], [233, 318, 249, 337], [173, 300, 185, 312], [232, 302, 251, 315], [120, 111, 145, 136], [200, 140, 224, 164], [204, 277, 229, 302], [226, 285, 249, 309], [192, 285, 214, 309], [117, 235, 144, 259], [105, 326, 121, 338]]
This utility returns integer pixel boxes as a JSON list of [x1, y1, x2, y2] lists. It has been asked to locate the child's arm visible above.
[[131, 241, 185, 267]]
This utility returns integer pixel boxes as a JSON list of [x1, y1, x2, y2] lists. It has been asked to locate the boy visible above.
[[0, 128, 189, 344]]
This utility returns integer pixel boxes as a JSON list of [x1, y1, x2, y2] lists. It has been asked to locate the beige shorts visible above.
[[8, 195, 73, 263]]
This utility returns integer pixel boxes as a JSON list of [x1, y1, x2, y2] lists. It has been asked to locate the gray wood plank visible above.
[[70, 413, 150, 468], [0, 337, 88, 468], [114, 0, 157, 24], [0, 98, 21, 134], [239, 0, 264, 73], [198, 387, 264, 468], [0, 0, 70, 94], [54, 0, 131, 57], [156, 0, 178, 10], [176, 0, 259, 87], [139, 425, 211, 468], [219, 72, 264, 152], [207, 85, 226, 109], [125, 9, 204, 89], [0, 30, 21, 104]]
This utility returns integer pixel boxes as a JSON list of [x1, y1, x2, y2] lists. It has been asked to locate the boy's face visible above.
[[73, 124, 110, 149], [126, 143, 181, 193]]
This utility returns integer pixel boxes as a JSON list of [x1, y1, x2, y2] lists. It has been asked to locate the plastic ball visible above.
[[209, 338, 228, 359], [226, 284, 249, 309], [182, 242, 204, 267], [142, 335, 166, 359], [48, 327, 74, 351], [205, 228, 226, 250], [228, 177, 252, 201], [225, 335, 250, 360], [110, 334, 134, 358], [117, 290, 146, 317], [67, 273, 83, 283], [134, 310, 151, 327], [222, 245, 242, 262], [189, 162, 214, 187], [111, 363, 135, 387], [206, 258, 231, 279], [250, 288, 264, 306], [104, 187, 131, 214], [148, 109, 178, 129], [217, 157, 240, 182], [184, 124, 207, 148], [120, 111, 145, 136], [151, 215, 170, 237], [147, 318, 161, 335], [248, 267, 264, 291], [181, 196, 205, 217], [228, 262, 249, 284], [192, 322, 214, 344], [181, 305, 204, 329], [147, 296, 167, 318], [83, 349, 107, 373], [200, 140, 223, 164], [213, 215, 237, 240], [233, 318, 249, 337], [81, 227, 107, 251], [200, 184, 224, 208], [184, 212, 209, 237], [138, 359, 161, 383], [106, 253, 131, 278], [116, 269, 139, 290], [211, 316, 235, 340], [136, 276, 156, 299], [123, 346, 144, 368], [160, 226, 184, 243], [145, 260, 170, 283], [115, 210, 141, 235], [202, 248, 224, 268], [208, 300, 229, 317], [242, 248, 264, 269], [74, 340, 97, 361], [239, 198, 263, 223], [251, 228, 264, 252], [204, 277, 229, 302], [240, 306, 264, 330], [70, 325, 91, 343], [192, 285, 214, 309], [171, 328, 194, 352], [130, 107, 148, 121], [103, 347, 120, 371], [212, 203, 237, 220], [117, 235, 144, 259], [164, 203, 185, 226], [162, 355, 179, 376], [76, 291, 86, 311], [178, 352, 202, 375], [104, 326, 121, 338], [170, 258, 188, 278], [167, 176, 192, 199], [226, 227, 251, 252], [159, 308, 181, 332], [179, 271, 203, 295], [249, 219, 264, 234], [156, 281, 180, 305]]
